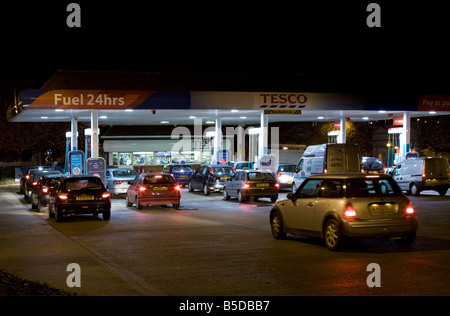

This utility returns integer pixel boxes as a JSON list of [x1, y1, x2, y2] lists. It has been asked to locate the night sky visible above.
[[0, 1, 449, 91]]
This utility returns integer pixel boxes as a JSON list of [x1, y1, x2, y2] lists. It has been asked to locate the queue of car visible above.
[[17, 153, 449, 250]]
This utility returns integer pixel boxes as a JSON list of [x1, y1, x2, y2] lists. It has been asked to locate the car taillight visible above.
[[58, 194, 68, 200], [32, 181, 38, 186], [175, 185, 181, 191], [406, 203, 415, 215], [102, 192, 111, 199], [243, 183, 250, 189], [275, 183, 280, 189], [323, 168, 328, 174], [139, 186, 146, 191], [344, 202, 357, 217], [113, 181, 121, 184], [25, 175, 30, 180], [42, 187, 49, 194]]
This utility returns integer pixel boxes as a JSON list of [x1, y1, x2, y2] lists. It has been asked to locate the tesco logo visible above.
[[259, 93, 308, 105]]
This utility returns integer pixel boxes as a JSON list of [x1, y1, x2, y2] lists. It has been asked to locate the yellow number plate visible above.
[[153, 187, 168, 191], [256, 183, 269, 187], [76, 196, 94, 201]]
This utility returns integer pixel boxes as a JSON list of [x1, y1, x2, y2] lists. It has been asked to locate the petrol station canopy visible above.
[[7, 70, 450, 125]]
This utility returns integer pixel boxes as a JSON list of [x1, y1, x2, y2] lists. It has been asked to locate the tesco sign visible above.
[[258, 93, 308, 107]]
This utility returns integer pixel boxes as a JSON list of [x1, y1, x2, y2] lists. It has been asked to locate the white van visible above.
[[291, 143, 362, 192], [391, 157, 450, 195]]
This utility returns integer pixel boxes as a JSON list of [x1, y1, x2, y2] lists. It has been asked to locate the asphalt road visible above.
[[1, 184, 449, 297]]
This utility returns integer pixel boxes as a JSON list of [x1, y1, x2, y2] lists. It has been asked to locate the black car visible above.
[[188, 164, 236, 195], [24, 170, 61, 200], [30, 174, 62, 212], [20, 166, 51, 197], [223, 170, 279, 202], [362, 157, 385, 174], [49, 175, 111, 222]]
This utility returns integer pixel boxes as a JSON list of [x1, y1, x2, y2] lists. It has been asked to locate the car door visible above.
[[284, 179, 323, 232], [193, 166, 207, 189], [391, 164, 408, 190], [127, 175, 140, 203]]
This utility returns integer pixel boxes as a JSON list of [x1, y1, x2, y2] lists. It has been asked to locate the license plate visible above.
[[256, 183, 269, 187], [180, 175, 188, 178], [153, 187, 168, 191], [370, 203, 398, 213], [76, 196, 94, 201], [220, 177, 229, 180]]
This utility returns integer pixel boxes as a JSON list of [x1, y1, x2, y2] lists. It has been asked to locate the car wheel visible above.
[[238, 190, 246, 202], [48, 204, 55, 218], [395, 232, 416, 247], [203, 184, 210, 196], [270, 196, 278, 203], [173, 203, 180, 210], [437, 188, 448, 196], [188, 182, 194, 192], [324, 219, 344, 251], [136, 196, 142, 210], [55, 206, 64, 223], [410, 183, 420, 196], [102, 208, 111, 220], [37, 198, 44, 213], [270, 210, 286, 239], [223, 188, 230, 200], [31, 193, 38, 210], [126, 194, 132, 207]]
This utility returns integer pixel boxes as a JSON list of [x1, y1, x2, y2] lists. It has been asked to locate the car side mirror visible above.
[[287, 193, 296, 202], [294, 167, 300, 173]]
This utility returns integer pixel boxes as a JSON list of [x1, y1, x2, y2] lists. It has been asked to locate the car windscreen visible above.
[[65, 178, 103, 191], [248, 172, 275, 181], [144, 175, 175, 184], [345, 177, 402, 197], [172, 165, 193, 173], [112, 169, 138, 177], [212, 167, 234, 175]]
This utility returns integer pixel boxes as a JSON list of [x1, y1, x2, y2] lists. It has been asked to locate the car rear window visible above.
[[144, 175, 175, 184], [345, 177, 402, 197], [212, 167, 234, 175], [278, 165, 295, 172], [112, 169, 138, 177], [65, 178, 103, 191], [248, 172, 275, 181], [172, 165, 193, 172]]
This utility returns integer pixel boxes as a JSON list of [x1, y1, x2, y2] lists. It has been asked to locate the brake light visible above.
[[243, 183, 250, 189], [275, 183, 280, 189], [155, 175, 163, 179], [323, 168, 328, 174], [25, 175, 30, 180], [58, 194, 68, 200], [139, 186, 146, 192], [175, 185, 181, 191], [344, 202, 357, 217], [113, 181, 121, 185], [365, 175, 380, 178], [32, 181, 38, 186], [102, 192, 111, 199], [406, 203, 415, 215], [42, 187, 49, 194]]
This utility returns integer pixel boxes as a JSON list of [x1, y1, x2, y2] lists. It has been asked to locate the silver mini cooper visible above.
[[270, 173, 418, 250]]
